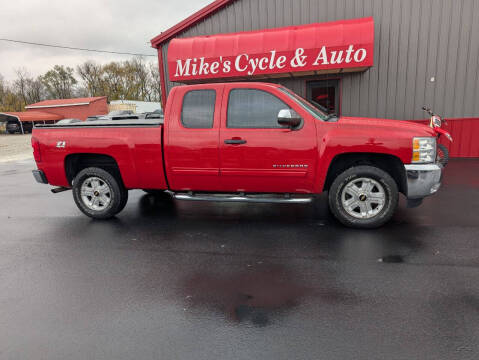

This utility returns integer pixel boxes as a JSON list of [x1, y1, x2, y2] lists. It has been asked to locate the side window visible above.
[[227, 89, 290, 128], [181, 90, 216, 128]]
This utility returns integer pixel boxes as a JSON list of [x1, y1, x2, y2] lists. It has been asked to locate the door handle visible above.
[[224, 139, 247, 145]]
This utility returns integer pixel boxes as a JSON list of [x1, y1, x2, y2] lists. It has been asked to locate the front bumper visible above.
[[405, 163, 442, 199], [32, 170, 48, 184]]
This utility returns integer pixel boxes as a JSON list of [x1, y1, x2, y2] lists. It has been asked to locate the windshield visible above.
[[278, 87, 329, 121]]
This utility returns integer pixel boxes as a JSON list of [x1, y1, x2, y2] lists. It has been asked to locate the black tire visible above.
[[436, 143, 449, 167], [7, 130, 15, 134], [116, 188, 129, 213], [328, 165, 399, 229], [72, 167, 127, 219]]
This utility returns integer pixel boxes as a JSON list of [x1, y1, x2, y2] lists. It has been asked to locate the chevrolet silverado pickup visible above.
[[31, 82, 443, 228]]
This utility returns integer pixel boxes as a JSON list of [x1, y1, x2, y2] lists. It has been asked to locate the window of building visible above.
[[181, 90, 216, 128], [306, 80, 340, 115], [227, 89, 290, 128]]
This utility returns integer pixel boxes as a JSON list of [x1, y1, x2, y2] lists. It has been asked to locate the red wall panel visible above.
[[410, 118, 479, 158], [26, 99, 108, 121]]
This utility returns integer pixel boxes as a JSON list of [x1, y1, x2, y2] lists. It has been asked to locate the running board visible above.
[[172, 193, 313, 204]]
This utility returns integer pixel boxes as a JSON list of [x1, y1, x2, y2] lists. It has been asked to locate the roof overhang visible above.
[[167, 17, 374, 83], [25, 102, 90, 109], [0, 111, 64, 122]]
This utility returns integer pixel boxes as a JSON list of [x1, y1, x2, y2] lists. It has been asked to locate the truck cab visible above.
[[31, 82, 442, 228]]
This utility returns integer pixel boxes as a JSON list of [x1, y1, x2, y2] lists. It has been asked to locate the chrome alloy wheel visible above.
[[80, 177, 112, 211], [341, 177, 386, 219]]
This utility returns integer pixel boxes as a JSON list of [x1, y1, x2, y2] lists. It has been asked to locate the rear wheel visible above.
[[72, 167, 127, 219], [328, 165, 398, 228], [436, 143, 449, 167]]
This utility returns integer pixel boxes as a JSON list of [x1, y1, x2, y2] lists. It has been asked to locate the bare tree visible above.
[[25, 77, 45, 104], [77, 61, 104, 97], [148, 62, 162, 102], [13, 68, 30, 106], [13, 68, 45, 106]]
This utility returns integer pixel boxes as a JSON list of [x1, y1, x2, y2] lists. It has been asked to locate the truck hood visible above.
[[338, 116, 435, 137]]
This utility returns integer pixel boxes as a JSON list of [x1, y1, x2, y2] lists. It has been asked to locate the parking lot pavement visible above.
[[0, 159, 478, 360], [0, 134, 33, 163]]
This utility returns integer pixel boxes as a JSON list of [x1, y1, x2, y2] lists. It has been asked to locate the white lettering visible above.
[[191, 58, 198, 75], [291, 48, 307, 67], [235, 54, 248, 72], [276, 55, 287, 69], [210, 61, 220, 74], [269, 50, 277, 70], [175, 44, 367, 78], [248, 57, 259, 75], [313, 46, 329, 65], [345, 45, 354, 63], [198, 57, 209, 75], [258, 57, 269, 70], [330, 50, 344, 64], [353, 48, 367, 63], [223, 60, 231, 73], [175, 59, 191, 77]]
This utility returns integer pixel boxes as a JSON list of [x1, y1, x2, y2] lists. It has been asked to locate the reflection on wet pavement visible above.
[[0, 159, 478, 359]]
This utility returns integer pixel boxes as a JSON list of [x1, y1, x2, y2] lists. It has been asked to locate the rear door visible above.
[[218, 84, 318, 193], [164, 84, 223, 191]]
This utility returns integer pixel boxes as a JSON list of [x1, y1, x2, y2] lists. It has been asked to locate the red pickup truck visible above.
[[31, 82, 442, 228]]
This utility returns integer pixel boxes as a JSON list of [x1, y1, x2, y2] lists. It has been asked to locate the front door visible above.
[[218, 84, 318, 193]]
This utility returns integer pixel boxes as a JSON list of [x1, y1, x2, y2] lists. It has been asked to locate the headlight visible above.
[[412, 137, 436, 163], [432, 116, 441, 127]]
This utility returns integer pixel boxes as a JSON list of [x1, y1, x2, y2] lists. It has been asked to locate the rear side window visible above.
[[227, 89, 290, 128], [181, 90, 216, 128]]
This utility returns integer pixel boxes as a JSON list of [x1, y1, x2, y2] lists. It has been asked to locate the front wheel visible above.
[[72, 167, 128, 219], [436, 143, 449, 167], [328, 165, 399, 228]]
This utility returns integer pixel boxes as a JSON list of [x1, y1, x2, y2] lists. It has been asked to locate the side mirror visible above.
[[277, 109, 302, 129]]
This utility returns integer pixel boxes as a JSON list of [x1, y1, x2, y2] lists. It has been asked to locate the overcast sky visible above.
[[0, 0, 212, 81]]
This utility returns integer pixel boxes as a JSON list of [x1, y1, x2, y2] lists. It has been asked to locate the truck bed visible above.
[[32, 120, 166, 190]]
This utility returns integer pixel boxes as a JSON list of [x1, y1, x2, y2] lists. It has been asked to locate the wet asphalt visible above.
[[0, 159, 478, 360]]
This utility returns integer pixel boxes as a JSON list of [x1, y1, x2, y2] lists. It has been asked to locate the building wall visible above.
[[25, 98, 108, 121], [160, 0, 479, 121]]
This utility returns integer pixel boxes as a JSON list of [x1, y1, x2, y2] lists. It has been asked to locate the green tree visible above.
[[40, 65, 77, 99]]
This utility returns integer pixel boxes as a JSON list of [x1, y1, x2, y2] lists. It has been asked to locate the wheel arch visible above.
[[65, 153, 124, 186], [322, 152, 407, 195]]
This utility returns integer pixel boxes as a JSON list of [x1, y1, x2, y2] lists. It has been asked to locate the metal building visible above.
[[151, 0, 479, 157]]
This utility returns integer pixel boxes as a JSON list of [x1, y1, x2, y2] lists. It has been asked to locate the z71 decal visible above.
[[56, 141, 66, 148]]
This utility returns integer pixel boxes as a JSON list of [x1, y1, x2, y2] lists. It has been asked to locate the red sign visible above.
[[167, 17, 374, 82]]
